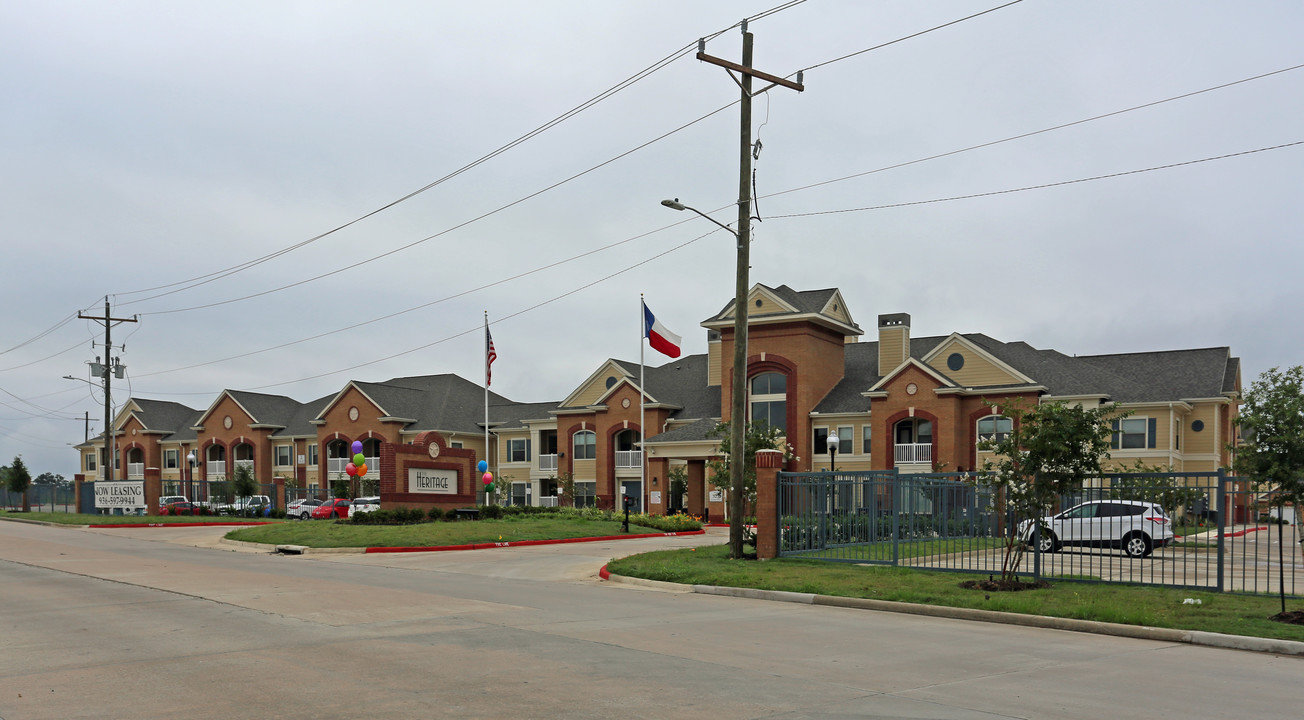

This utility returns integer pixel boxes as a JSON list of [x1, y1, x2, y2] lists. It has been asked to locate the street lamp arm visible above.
[[661, 199, 738, 239]]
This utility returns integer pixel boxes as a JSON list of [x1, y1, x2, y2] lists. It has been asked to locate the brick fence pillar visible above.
[[755, 449, 784, 560]]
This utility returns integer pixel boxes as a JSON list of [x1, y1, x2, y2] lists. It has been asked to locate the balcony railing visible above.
[[539, 454, 558, 472], [615, 450, 643, 469], [894, 443, 932, 465], [206, 460, 226, 478], [364, 456, 379, 478], [127, 463, 145, 479], [234, 459, 254, 474], [327, 458, 348, 477]]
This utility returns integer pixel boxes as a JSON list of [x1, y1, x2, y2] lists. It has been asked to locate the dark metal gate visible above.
[[776, 469, 1301, 597]]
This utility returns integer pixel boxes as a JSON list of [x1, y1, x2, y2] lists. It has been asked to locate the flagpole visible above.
[[484, 311, 490, 506], [639, 294, 646, 514]]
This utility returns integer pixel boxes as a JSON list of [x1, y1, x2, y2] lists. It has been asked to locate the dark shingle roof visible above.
[[812, 335, 1237, 411], [646, 417, 720, 443], [227, 390, 302, 428]]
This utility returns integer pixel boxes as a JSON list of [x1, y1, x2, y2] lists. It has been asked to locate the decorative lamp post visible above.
[[826, 431, 839, 473], [187, 451, 197, 504]]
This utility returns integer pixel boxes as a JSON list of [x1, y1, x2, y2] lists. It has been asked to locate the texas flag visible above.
[[642, 301, 682, 358]]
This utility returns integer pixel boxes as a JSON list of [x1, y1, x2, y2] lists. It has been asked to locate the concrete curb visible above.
[[601, 570, 1304, 657]]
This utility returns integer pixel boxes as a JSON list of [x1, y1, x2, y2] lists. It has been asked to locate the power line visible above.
[[761, 62, 1304, 202], [766, 141, 1304, 219], [109, 3, 808, 308], [801, 0, 1025, 74]]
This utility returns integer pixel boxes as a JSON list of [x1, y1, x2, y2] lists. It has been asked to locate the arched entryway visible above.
[[893, 418, 933, 466]]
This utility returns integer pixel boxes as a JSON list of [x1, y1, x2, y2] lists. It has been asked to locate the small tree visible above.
[[556, 471, 575, 508], [6, 456, 32, 512], [1106, 459, 1207, 524], [979, 399, 1116, 583], [1232, 365, 1304, 616], [330, 475, 351, 499], [706, 419, 795, 558], [232, 464, 258, 509]]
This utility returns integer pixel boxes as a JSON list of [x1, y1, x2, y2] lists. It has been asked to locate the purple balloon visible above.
[[351, 440, 363, 454]]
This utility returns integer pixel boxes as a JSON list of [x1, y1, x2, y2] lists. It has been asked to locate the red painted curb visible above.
[[599, 564, 611, 580], [88, 521, 276, 528], [363, 528, 705, 554]]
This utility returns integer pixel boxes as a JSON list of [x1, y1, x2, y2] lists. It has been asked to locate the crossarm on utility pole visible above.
[[695, 52, 805, 92]]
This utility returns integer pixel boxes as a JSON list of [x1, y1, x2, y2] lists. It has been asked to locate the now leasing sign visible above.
[[95, 481, 145, 508], [408, 468, 457, 494]]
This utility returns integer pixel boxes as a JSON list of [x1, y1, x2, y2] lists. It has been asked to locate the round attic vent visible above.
[[947, 353, 965, 372]]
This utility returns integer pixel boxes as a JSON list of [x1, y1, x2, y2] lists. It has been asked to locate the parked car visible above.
[[287, 498, 323, 520], [349, 497, 380, 517], [217, 495, 272, 516], [158, 495, 188, 509], [1021, 500, 1174, 558], [160, 501, 201, 516], [311, 498, 351, 520]]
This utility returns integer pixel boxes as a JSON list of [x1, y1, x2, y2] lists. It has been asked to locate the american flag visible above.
[[486, 327, 497, 386]]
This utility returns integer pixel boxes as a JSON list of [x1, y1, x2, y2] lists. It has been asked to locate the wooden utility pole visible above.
[[695, 22, 803, 559], [78, 298, 137, 485]]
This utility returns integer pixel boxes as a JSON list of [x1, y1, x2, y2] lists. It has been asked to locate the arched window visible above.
[[573, 430, 596, 460], [749, 372, 787, 433], [977, 415, 1012, 445]]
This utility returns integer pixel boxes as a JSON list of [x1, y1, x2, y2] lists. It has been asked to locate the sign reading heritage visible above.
[[409, 468, 457, 494], [95, 481, 145, 508]]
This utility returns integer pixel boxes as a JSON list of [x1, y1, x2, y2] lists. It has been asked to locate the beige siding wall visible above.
[[928, 342, 1020, 386], [572, 458, 596, 481], [878, 328, 907, 371], [707, 340, 721, 387], [570, 369, 623, 408], [1182, 404, 1221, 455]]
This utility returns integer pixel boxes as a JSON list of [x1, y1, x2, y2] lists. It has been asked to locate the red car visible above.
[[160, 501, 201, 516], [311, 498, 351, 519]]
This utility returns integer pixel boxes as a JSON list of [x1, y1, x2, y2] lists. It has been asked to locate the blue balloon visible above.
[[477, 460, 488, 473]]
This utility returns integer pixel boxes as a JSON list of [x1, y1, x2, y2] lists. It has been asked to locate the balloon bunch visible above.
[[478, 460, 494, 494], [345, 440, 368, 479]]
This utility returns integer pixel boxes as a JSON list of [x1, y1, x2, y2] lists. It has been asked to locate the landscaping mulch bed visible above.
[[1269, 610, 1304, 625]]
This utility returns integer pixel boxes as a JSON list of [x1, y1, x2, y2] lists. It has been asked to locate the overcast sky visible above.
[[2, 1, 1301, 481]]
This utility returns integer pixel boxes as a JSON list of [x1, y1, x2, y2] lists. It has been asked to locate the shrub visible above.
[[478, 504, 504, 520], [502, 505, 524, 517], [427, 507, 444, 521]]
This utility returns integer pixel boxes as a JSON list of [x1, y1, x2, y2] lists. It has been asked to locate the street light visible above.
[[661, 196, 750, 557], [660, 199, 738, 243], [826, 431, 839, 473], [187, 451, 197, 505]]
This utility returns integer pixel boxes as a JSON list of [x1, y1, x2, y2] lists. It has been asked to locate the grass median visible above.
[[226, 516, 677, 548], [607, 543, 1304, 642]]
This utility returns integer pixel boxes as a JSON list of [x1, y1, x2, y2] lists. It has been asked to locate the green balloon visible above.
[[353, 452, 365, 466], [485, 483, 495, 493]]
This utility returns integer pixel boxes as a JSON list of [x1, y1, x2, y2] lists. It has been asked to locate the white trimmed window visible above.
[[749, 372, 787, 433], [861, 425, 872, 455], [450, 441, 463, 449], [307, 444, 318, 465], [573, 430, 596, 460], [164, 449, 179, 469], [274, 445, 292, 467], [977, 415, 1013, 445], [508, 438, 531, 463], [574, 481, 596, 508], [837, 425, 853, 454], [85, 453, 97, 471]]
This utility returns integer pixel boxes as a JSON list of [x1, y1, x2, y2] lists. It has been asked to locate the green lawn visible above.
[[0, 510, 279, 525], [226, 516, 671, 548], [606, 543, 1304, 642]]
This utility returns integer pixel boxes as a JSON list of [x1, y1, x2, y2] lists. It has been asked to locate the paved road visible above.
[[0, 520, 1299, 720]]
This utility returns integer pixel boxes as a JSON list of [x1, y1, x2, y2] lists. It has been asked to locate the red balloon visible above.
[[482, 472, 493, 484], [345, 462, 357, 477]]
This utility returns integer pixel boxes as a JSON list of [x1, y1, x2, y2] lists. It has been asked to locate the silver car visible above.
[[1021, 500, 1175, 558], [349, 497, 380, 517]]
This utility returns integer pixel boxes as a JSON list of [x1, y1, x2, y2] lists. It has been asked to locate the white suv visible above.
[[1022, 500, 1175, 558], [158, 495, 188, 509], [349, 497, 380, 517]]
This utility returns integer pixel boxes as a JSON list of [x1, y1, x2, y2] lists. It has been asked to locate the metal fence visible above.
[[1, 485, 76, 512], [777, 469, 1301, 598]]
